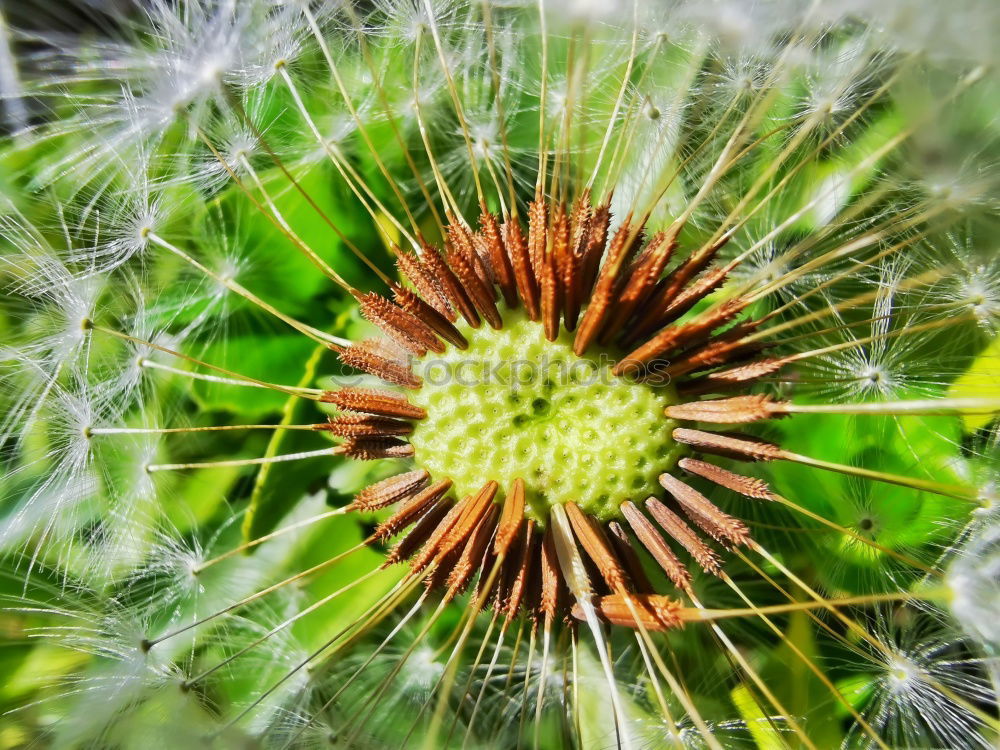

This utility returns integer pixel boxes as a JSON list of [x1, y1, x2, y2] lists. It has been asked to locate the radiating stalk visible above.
[[145, 446, 343, 472]]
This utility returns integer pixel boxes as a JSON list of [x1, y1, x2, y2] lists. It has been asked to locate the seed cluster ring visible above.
[[323, 194, 797, 630]]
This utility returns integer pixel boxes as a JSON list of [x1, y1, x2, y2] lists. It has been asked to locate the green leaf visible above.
[[190, 333, 319, 418], [947, 336, 1000, 431]]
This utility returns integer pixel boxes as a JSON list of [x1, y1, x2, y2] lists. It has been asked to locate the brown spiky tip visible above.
[[341, 437, 415, 461], [504, 218, 539, 320], [673, 427, 783, 462], [393, 285, 469, 350], [706, 357, 788, 383], [574, 594, 684, 631], [655, 256, 739, 328], [559, 193, 593, 331], [659, 473, 752, 547], [384, 500, 451, 567], [573, 216, 641, 356], [677, 358, 788, 396], [395, 247, 455, 320], [662, 320, 767, 380], [350, 469, 430, 512], [374, 479, 452, 542], [614, 297, 752, 375], [540, 205, 569, 342], [446, 219, 494, 290], [496, 520, 534, 620], [494, 478, 526, 558], [665, 394, 787, 424], [608, 521, 655, 594], [434, 481, 499, 563], [539, 250, 562, 343], [323, 387, 427, 419], [355, 291, 445, 356], [323, 414, 413, 439], [445, 505, 498, 599], [599, 229, 675, 340], [479, 209, 519, 308], [338, 340, 421, 389], [644, 497, 723, 576], [526, 198, 548, 275], [566, 502, 630, 593], [538, 527, 561, 621], [407, 496, 469, 574], [580, 200, 611, 293], [620, 500, 694, 594], [679, 458, 773, 500], [446, 242, 502, 329], [628, 235, 730, 341], [419, 244, 482, 327]]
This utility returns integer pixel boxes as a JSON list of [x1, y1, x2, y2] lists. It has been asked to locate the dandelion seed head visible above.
[[713, 58, 769, 98], [232, 7, 311, 88], [1, 247, 104, 369], [372, 0, 460, 45], [468, 119, 499, 161], [75, 171, 167, 273], [843, 608, 997, 749], [948, 524, 1000, 647], [731, 241, 790, 288], [918, 164, 997, 213], [402, 644, 444, 695], [948, 262, 1000, 332], [885, 653, 918, 693]]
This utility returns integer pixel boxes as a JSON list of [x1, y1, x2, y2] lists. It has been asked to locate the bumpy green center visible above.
[[408, 309, 682, 523]]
